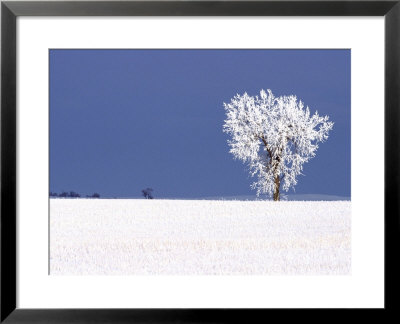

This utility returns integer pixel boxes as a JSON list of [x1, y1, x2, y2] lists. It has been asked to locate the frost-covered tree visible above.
[[223, 89, 333, 201]]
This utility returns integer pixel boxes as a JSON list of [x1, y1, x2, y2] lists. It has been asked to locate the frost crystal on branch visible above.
[[223, 89, 333, 200]]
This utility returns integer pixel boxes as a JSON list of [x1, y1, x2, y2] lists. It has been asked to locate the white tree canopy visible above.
[[223, 89, 334, 199]]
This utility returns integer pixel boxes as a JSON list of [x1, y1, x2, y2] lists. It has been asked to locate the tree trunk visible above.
[[273, 174, 280, 201]]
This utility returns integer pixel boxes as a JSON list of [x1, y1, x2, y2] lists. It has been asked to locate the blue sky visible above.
[[50, 49, 350, 199]]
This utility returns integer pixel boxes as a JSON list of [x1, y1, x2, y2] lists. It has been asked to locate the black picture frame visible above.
[[1, 0, 399, 322]]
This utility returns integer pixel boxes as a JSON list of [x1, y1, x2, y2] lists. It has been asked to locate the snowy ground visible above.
[[50, 199, 351, 275]]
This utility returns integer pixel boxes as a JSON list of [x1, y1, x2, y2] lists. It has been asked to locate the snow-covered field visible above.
[[50, 199, 351, 275]]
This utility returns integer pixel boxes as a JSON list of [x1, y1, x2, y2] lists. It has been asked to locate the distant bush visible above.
[[50, 191, 100, 198], [69, 191, 80, 198], [142, 188, 154, 199], [50, 191, 81, 198], [86, 193, 100, 198]]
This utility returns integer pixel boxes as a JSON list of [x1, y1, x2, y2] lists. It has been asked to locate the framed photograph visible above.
[[1, 0, 399, 322]]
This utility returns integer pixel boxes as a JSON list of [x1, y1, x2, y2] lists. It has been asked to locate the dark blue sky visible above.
[[50, 49, 350, 199]]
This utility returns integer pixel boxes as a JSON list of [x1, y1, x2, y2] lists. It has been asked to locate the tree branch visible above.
[[259, 135, 273, 159]]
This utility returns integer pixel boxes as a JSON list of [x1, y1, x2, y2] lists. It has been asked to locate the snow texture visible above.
[[223, 89, 334, 198], [50, 199, 351, 275]]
